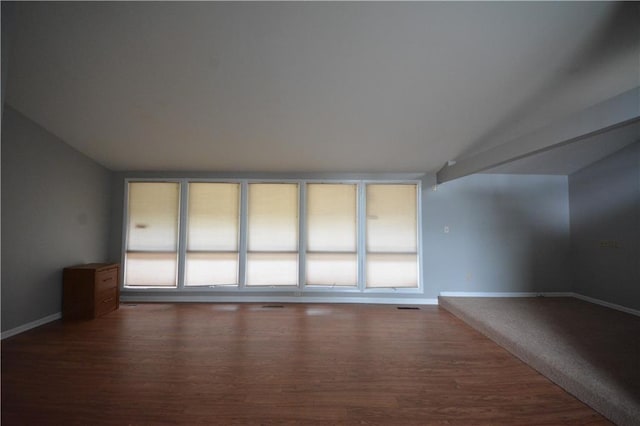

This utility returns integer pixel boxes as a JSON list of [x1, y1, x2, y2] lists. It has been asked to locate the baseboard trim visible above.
[[439, 291, 640, 317], [121, 295, 439, 305], [572, 293, 640, 317], [439, 291, 574, 298], [1, 312, 62, 340]]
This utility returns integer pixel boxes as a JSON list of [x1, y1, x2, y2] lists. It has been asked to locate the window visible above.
[[306, 183, 357, 286], [124, 182, 180, 287], [246, 183, 299, 286], [122, 179, 420, 291], [185, 183, 240, 286], [365, 184, 418, 288]]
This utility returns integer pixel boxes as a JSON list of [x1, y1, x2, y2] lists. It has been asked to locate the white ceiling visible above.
[[5, 2, 639, 173]]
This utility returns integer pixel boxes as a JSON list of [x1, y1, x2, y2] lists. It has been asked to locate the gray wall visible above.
[[1, 106, 112, 332], [1, 2, 15, 117], [424, 174, 571, 294], [569, 142, 640, 311]]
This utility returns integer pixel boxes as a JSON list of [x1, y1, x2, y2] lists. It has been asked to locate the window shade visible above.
[[185, 183, 240, 286], [185, 252, 238, 286], [366, 184, 417, 253], [306, 183, 358, 286], [247, 183, 299, 286], [125, 182, 180, 287], [125, 252, 178, 287], [306, 253, 357, 286], [127, 182, 180, 251], [246, 253, 298, 286], [248, 183, 298, 252], [307, 184, 357, 252], [366, 253, 418, 288], [187, 183, 239, 251], [365, 184, 418, 289]]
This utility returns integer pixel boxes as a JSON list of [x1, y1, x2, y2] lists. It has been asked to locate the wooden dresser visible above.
[[63, 263, 120, 320]]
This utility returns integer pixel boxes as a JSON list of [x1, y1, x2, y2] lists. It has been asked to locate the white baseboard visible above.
[[1, 312, 62, 340], [572, 293, 640, 317], [439, 291, 573, 298], [439, 291, 640, 317], [121, 295, 439, 306]]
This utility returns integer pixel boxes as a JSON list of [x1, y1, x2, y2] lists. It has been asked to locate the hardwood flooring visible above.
[[2, 303, 609, 425]]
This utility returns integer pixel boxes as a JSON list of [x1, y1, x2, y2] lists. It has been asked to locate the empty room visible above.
[[1, 2, 639, 425]]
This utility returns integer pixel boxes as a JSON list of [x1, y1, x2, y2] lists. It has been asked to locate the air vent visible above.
[[262, 305, 284, 308], [397, 306, 419, 310]]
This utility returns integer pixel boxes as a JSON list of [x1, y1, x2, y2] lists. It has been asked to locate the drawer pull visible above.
[[102, 297, 114, 304], [102, 277, 113, 282]]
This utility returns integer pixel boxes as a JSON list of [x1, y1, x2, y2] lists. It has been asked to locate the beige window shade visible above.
[[185, 183, 240, 286], [125, 252, 177, 287], [307, 184, 357, 252], [366, 184, 417, 253], [248, 183, 298, 252], [306, 183, 357, 286], [366, 253, 418, 288], [125, 182, 180, 287], [127, 182, 180, 252], [366, 184, 418, 289], [185, 252, 238, 286], [306, 253, 357, 286], [246, 183, 299, 286], [246, 253, 298, 286], [187, 183, 239, 251]]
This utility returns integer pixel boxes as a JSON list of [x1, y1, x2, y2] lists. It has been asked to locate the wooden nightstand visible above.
[[63, 263, 120, 320]]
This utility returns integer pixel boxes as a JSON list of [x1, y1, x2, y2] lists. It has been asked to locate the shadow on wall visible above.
[[569, 142, 640, 311], [423, 174, 571, 295]]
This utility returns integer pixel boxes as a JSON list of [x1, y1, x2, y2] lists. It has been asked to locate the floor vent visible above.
[[397, 306, 420, 310], [262, 305, 284, 308]]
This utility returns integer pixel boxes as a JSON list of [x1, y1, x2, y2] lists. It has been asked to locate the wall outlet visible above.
[[599, 240, 621, 249], [444, 225, 450, 233]]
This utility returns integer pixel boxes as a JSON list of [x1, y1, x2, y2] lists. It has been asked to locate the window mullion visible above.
[[120, 180, 130, 291], [358, 182, 366, 291], [299, 182, 307, 290], [176, 180, 189, 290], [238, 181, 248, 289]]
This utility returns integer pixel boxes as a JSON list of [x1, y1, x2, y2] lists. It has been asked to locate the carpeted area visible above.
[[439, 296, 640, 426]]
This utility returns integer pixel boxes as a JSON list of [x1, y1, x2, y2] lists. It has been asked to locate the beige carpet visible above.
[[439, 296, 640, 426]]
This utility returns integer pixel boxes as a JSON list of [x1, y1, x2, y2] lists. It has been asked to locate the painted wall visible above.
[[569, 142, 640, 311], [423, 174, 571, 294], [1, 2, 15, 117], [1, 107, 112, 332]]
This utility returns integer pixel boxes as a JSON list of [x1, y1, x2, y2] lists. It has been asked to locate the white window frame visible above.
[[121, 178, 422, 294]]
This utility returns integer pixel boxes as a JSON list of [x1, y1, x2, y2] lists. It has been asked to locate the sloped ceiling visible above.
[[4, 2, 639, 173], [483, 122, 640, 175]]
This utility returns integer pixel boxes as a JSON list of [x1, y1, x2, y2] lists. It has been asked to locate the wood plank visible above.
[[1, 303, 610, 425]]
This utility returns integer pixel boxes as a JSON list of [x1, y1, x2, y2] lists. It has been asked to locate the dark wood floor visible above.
[[2, 303, 608, 425]]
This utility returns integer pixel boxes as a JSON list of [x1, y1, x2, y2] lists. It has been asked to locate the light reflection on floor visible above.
[[305, 307, 332, 316]]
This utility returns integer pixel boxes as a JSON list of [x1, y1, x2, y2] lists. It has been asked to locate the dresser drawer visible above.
[[63, 263, 120, 320], [96, 268, 118, 293], [95, 287, 118, 317]]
